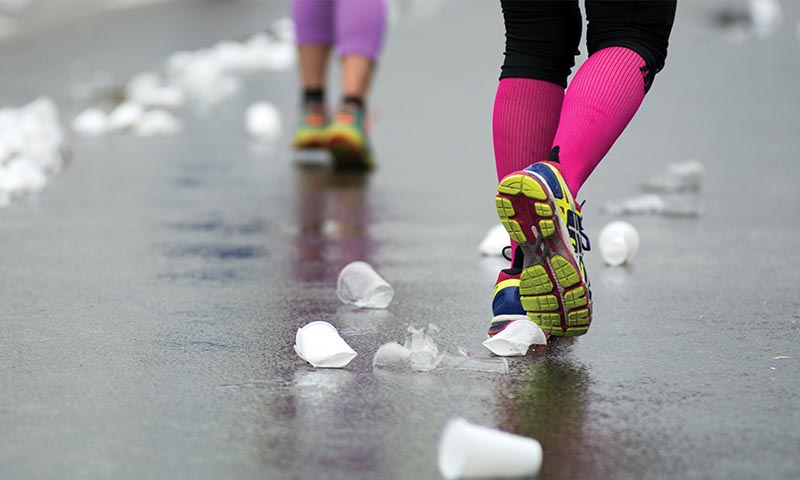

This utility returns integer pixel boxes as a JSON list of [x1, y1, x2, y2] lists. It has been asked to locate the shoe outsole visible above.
[[495, 173, 591, 337]]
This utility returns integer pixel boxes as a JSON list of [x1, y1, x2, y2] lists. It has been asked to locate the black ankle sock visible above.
[[342, 96, 365, 111], [303, 89, 325, 105]]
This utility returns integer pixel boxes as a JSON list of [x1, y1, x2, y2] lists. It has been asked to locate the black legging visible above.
[[500, 0, 677, 92]]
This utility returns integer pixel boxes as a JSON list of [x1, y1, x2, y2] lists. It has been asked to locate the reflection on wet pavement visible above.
[[164, 217, 267, 235], [158, 268, 243, 282], [496, 343, 594, 479], [292, 165, 374, 283], [164, 244, 266, 260]]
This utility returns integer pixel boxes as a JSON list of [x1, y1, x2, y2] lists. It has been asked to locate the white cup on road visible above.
[[294, 321, 357, 368], [438, 418, 543, 479], [337, 261, 394, 309], [482, 320, 547, 356], [598, 220, 640, 266]]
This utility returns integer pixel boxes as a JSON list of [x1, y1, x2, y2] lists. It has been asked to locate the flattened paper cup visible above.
[[482, 320, 547, 356], [294, 321, 356, 368], [438, 418, 543, 479]]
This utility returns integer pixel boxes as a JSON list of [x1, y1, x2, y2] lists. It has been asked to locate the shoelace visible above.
[[575, 214, 591, 253], [500, 205, 591, 260], [576, 201, 591, 253]]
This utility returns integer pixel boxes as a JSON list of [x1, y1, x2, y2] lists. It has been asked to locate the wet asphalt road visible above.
[[1, 1, 799, 479]]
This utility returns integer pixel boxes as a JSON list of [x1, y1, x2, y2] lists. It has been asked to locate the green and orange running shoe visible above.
[[494, 162, 592, 337], [324, 104, 374, 171], [292, 102, 328, 150]]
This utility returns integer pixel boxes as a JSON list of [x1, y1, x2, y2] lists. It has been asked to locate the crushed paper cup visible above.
[[108, 101, 144, 131], [133, 109, 182, 137], [599, 221, 640, 266], [72, 108, 109, 136], [482, 320, 547, 356], [372, 341, 413, 370], [337, 261, 394, 309], [438, 418, 543, 479], [294, 321, 357, 368]]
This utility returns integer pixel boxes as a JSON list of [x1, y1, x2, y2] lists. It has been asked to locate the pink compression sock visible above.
[[493, 78, 564, 182], [551, 47, 647, 196], [492, 78, 563, 262], [492, 78, 563, 264]]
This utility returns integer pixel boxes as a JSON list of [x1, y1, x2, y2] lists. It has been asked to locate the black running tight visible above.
[[500, 0, 677, 91]]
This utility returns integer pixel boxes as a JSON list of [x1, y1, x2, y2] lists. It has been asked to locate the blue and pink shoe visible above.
[[488, 246, 529, 337], [490, 162, 592, 337]]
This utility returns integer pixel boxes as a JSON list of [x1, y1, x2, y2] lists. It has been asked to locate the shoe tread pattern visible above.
[[495, 172, 591, 337]]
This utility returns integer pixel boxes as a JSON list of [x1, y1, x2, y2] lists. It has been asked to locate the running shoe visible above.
[[494, 162, 592, 336], [324, 103, 374, 171], [292, 102, 328, 150], [487, 246, 529, 337]]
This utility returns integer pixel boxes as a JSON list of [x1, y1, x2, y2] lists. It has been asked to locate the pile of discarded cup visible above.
[[297, 261, 546, 370], [0, 97, 66, 208], [293, 261, 392, 370], [71, 18, 295, 140], [294, 260, 544, 478], [604, 159, 705, 217]]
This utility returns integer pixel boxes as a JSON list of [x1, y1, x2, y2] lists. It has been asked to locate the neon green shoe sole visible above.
[[495, 172, 591, 337]]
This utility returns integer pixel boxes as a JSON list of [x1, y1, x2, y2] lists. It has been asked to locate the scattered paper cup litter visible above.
[[246, 102, 282, 141], [641, 159, 705, 193], [72, 108, 109, 136], [598, 220, 640, 267], [294, 321, 357, 368], [0, 97, 66, 207], [478, 224, 509, 256], [438, 418, 543, 479], [373, 326, 509, 374], [108, 101, 145, 131], [133, 109, 182, 137], [372, 341, 414, 370], [749, 0, 782, 38], [337, 261, 394, 309], [482, 320, 547, 356]]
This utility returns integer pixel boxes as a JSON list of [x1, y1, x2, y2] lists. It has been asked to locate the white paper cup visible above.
[[294, 321, 357, 368], [438, 418, 543, 479], [598, 220, 640, 266], [482, 320, 547, 356], [336, 261, 394, 309]]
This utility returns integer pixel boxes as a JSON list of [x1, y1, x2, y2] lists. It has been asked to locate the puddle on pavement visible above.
[[215, 379, 293, 391], [164, 218, 267, 235], [164, 244, 266, 260], [165, 339, 241, 352], [158, 268, 243, 282], [172, 176, 206, 188]]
